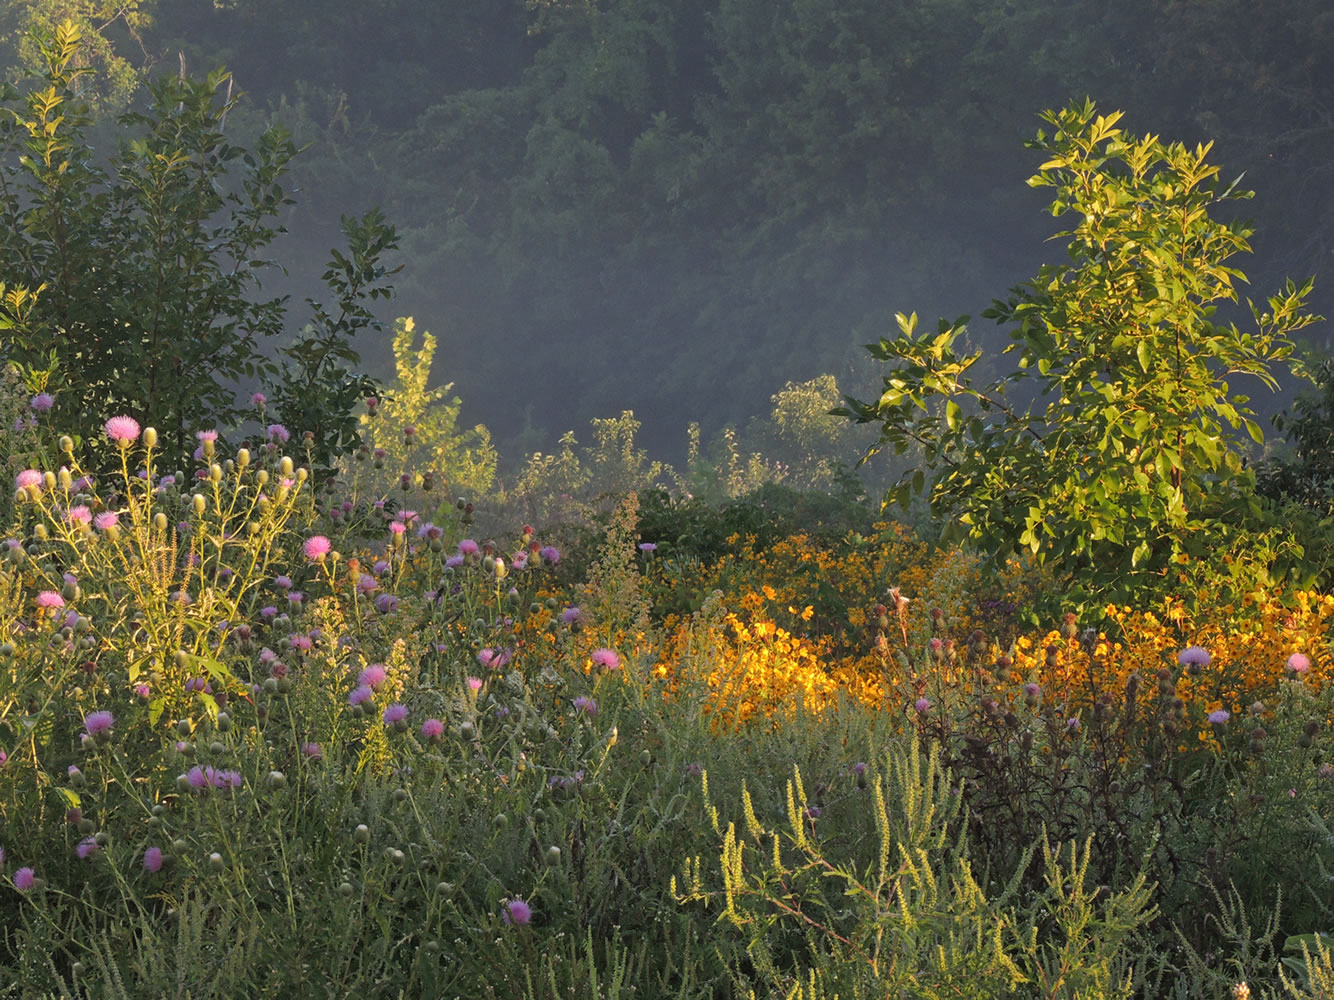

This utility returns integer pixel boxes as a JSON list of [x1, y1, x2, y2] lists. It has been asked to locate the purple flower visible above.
[[457, 539, 479, 557], [358, 664, 387, 689], [503, 899, 532, 926], [374, 594, 398, 614], [572, 696, 598, 716], [1208, 709, 1231, 725], [540, 546, 560, 565], [302, 742, 323, 759], [591, 648, 621, 672], [356, 574, 378, 594], [29, 393, 54, 413], [914, 697, 931, 714], [35, 591, 65, 609], [274, 576, 292, 591], [561, 607, 582, 625], [76, 837, 99, 860], [143, 847, 164, 872], [382, 703, 408, 725], [250, 392, 266, 407], [421, 718, 445, 740], [1178, 646, 1212, 668], [260, 606, 278, 622], [287, 591, 304, 608], [13, 867, 35, 892], [444, 555, 464, 569], [638, 542, 657, 553], [185, 766, 210, 790], [84, 711, 115, 738], [348, 685, 374, 706], [303, 535, 331, 561], [267, 424, 290, 444], [104, 416, 141, 444]]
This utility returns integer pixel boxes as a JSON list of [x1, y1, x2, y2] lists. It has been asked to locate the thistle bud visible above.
[[280, 456, 294, 476], [192, 494, 207, 515]]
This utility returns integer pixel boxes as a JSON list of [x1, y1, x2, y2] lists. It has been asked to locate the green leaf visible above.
[[1136, 339, 1151, 372], [944, 399, 961, 431]]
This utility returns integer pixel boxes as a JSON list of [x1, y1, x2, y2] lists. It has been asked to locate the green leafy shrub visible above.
[[0, 22, 396, 473], [840, 100, 1320, 608]]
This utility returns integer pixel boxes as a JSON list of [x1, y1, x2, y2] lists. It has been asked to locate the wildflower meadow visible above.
[[6, 23, 1334, 1000]]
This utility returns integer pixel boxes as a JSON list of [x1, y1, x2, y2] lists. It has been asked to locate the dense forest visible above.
[[2, 0, 1333, 459]]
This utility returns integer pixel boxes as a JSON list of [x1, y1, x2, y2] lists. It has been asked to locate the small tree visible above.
[[840, 100, 1319, 603], [357, 316, 497, 496], [0, 21, 396, 471]]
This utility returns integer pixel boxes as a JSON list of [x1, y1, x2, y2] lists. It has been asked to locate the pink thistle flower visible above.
[[457, 539, 479, 557], [421, 718, 444, 740], [13, 867, 35, 892], [196, 429, 218, 443], [29, 393, 54, 413], [104, 416, 141, 444], [76, 837, 99, 859], [382, 703, 408, 725], [348, 685, 374, 706], [93, 512, 119, 531], [1288, 652, 1312, 675], [35, 591, 65, 610], [467, 676, 483, 692], [303, 535, 331, 561], [503, 899, 532, 926], [914, 697, 931, 714], [591, 648, 621, 672], [67, 505, 91, 525], [267, 424, 290, 444], [250, 392, 266, 407], [143, 847, 164, 872], [15, 469, 42, 490], [84, 711, 115, 738], [540, 546, 560, 564], [302, 742, 323, 759], [388, 521, 406, 536], [573, 696, 598, 716], [358, 665, 387, 689]]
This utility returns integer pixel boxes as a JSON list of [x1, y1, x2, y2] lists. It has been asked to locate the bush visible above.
[[0, 21, 397, 474]]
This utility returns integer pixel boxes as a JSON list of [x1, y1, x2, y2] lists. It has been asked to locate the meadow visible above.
[[2, 403, 1334, 999]]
